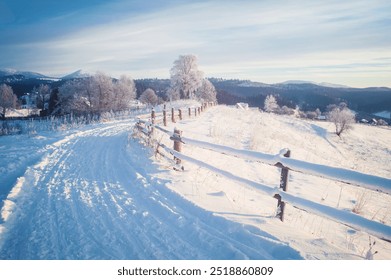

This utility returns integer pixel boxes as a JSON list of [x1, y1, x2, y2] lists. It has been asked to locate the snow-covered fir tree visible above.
[[264, 95, 279, 113]]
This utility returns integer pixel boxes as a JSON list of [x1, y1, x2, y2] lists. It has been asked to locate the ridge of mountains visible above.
[[0, 69, 390, 117]]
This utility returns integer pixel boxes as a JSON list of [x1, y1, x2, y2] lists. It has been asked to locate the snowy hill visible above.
[[277, 80, 350, 88], [61, 69, 92, 80], [0, 68, 48, 79], [150, 105, 391, 259], [0, 105, 390, 259]]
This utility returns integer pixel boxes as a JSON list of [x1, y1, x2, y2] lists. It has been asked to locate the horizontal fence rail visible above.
[[134, 106, 391, 243], [175, 136, 391, 195], [160, 143, 391, 243]]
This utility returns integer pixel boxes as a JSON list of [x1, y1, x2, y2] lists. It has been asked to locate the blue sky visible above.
[[1, 0, 390, 87]]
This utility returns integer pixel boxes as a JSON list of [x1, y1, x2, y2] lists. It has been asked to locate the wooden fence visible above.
[[144, 102, 217, 127], [134, 105, 391, 243]]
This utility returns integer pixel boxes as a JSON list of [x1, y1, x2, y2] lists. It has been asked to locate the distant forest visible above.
[[1, 74, 390, 119]]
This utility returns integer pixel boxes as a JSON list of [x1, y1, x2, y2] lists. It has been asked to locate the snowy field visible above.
[[150, 105, 391, 260], [0, 104, 390, 259]]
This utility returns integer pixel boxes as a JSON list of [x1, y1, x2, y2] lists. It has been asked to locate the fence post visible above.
[[198, 107, 201, 115], [188, 107, 191, 117], [150, 108, 155, 134], [151, 109, 155, 123], [274, 149, 291, 222], [171, 108, 176, 123], [173, 128, 182, 164], [163, 110, 167, 126], [280, 149, 290, 191], [194, 108, 197, 117], [178, 109, 182, 120]]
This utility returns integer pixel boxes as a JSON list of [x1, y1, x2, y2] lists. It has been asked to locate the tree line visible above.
[[0, 55, 217, 118], [263, 94, 357, 137]]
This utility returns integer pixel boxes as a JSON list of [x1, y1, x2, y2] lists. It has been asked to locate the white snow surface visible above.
[[151, 105, 391, 260], [0, 118, 300, 260], [1, 104, 390, 260]]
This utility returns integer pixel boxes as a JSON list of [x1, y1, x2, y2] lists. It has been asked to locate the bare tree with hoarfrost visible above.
[[328, 105, 356, 137], [166, 87, 180, 102], [58, 79, 91, 114], [34, 84, 51, 111], [0, 84, 17, 119], [196, 79, 217, 102], [91, 72, 114, 113], [169, 54, 203, 99], [264, 95, 279, 113], [139, 88, 158, 107], [58, 72, 137, 115], [113, 75, 136, 111]]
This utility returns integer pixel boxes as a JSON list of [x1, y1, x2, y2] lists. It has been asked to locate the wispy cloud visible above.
[[0, 0, 390, 87]]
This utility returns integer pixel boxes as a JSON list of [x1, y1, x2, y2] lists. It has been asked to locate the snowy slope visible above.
[[150, 106, 391, 259], [1, 105, 390, 260], [0, 119, 300, 259]]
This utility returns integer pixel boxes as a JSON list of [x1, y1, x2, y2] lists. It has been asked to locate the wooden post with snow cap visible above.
[[163, 110, 167, 126], [171, 108, 176, 123], [151, 108, 156, 123], [172, 128, 183, 167], [173, 128, 182, 153], [178, 109, 182, 120], [150, 108, 156, 134], [280, 149, 290, 191], [274, 149, 291, 222]]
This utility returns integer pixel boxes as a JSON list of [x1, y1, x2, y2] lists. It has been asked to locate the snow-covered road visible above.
[[0, 120, 300, 259]]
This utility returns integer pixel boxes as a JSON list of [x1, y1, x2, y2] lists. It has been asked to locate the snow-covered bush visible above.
[[328, 106, 356, 137], [139, 88, 159, 106], [196, 79, 217, 102]]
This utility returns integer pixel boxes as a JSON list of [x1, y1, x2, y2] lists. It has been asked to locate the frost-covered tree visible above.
[[377, 119, 388, 126], [113, 75, 136, 111], [306, 111, 318, 120], [328, 106, 356, 137], [58, 79, 90, 114], [0, 84, 17, 119], [91, 72, 114, 113], [169, 54, 203, 99], [59, 72, 136, 115], [139, 88, 158, 106], [281, 105, 295, 115], [166, 86, 180, 102], [33, 84, 51, 111], [48, 88, 60, 114], [264, 95, 279, 113], [196, 79, 217, 102]]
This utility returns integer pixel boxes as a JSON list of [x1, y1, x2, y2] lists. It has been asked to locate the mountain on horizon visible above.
[[0, 68, 49, 79], [276, 80, 351, 89], [61, 69, 92, 80]]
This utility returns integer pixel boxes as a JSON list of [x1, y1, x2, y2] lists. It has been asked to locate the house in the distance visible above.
[[20, 92, 38, 109]]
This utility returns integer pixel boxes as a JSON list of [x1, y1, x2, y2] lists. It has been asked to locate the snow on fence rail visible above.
[[134, 106, 391, 242], [177, 136, 391, 195], [159, 144, 391, 242]]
